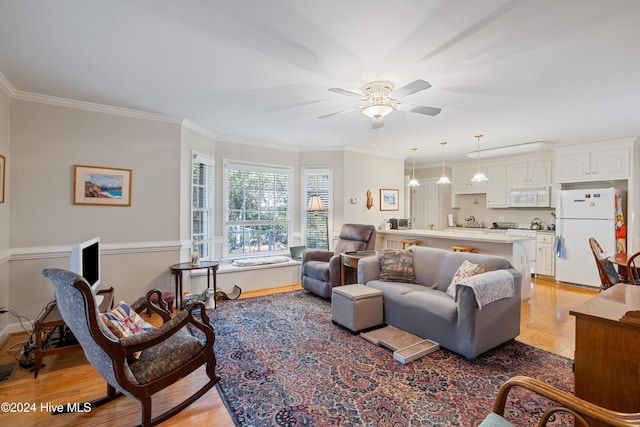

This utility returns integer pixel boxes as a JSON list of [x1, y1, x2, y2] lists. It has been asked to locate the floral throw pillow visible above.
[[100, 301, 152, 338], [378, 249, 416, 283], [447, 260, 485, 298]]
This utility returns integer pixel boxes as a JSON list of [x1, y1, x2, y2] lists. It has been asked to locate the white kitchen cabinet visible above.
[[536, 233, 555, 277], [556, 148, 630, 183], [452, 166, 488, 194], [486, 165, 507, 207], [507, 160, 552, 187]]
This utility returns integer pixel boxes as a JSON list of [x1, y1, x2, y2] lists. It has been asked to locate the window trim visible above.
[[191, 150, 215, 261], [302, 166, 333, 250], [222, 159, 294, 260]]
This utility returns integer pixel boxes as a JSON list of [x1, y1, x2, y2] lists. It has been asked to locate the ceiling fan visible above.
[[319, 79, 441, 129]]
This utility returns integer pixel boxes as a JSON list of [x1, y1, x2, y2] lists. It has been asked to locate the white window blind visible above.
[[192, 152, 214, 260], [303, 167, 331, 250], [224, 160, 293, 257]]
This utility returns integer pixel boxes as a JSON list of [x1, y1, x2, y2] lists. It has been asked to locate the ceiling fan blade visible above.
[[328, 87, 363, 98], [317, 106, 360, 119], [391, 79, 432, 98], [371, 118, 384, 130], [395, 103, 441, 116]]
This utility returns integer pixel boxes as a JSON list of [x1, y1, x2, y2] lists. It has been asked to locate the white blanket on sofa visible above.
[[457, 270, 515, 309]]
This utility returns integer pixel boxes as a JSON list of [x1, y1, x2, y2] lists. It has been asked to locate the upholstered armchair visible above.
[[480, 375, 640, 426], [301, 223, 376, 298], [42, 268, 219, 427]]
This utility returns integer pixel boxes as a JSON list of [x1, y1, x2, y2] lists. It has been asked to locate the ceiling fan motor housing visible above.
[[362, 81, 395, 102]]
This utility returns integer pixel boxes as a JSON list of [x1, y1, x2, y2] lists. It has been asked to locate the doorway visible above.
[[410, 178, 438, 230]]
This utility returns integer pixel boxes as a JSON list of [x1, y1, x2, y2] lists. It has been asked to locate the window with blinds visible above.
[[224, 160, 293, 257], [303, 167, 331, 250], [192, 152, 214, 260]]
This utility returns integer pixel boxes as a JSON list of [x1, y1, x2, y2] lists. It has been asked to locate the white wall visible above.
[[6, 100, 183, 321], [343, 150, 405, 231]]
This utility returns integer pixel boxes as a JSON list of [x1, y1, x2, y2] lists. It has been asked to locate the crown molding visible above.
[[0, 72, 16, 97], [182, 119, 218, 140], [11, 90, 182, 124]]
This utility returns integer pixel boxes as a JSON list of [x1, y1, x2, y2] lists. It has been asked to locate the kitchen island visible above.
[[377, 229, 532, 300]]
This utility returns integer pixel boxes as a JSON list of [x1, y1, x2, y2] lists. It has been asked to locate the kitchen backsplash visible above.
[[451, 193, 556, 229]]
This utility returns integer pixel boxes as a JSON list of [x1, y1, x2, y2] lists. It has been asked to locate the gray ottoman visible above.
[[331, 284, 383, 333]]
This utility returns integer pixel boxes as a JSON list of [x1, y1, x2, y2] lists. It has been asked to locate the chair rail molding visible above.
[[8, 240, 183, 261]]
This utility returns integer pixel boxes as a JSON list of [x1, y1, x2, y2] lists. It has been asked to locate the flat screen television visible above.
[[70, 236, 101, 295]]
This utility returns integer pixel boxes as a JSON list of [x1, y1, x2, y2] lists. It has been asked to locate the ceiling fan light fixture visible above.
[[361, 103, 395, 119]]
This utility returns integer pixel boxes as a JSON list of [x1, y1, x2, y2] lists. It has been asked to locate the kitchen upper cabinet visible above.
[[452, 166, 488, 194], [556, 148, 630, 183], [506, 160, 552, 187], [486, 165, 507, 207]]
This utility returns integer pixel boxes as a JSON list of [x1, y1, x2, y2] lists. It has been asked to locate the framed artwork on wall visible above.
[[73, 165, 132, 206], [380, 188, 399, 211], [0, 154, 5, 203]]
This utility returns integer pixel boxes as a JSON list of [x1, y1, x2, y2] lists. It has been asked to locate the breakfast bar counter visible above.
[[377, 229, 532, 300]]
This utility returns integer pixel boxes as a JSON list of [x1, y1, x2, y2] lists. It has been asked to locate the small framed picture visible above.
[[74, 165, 132, 206], [0, 154, 5, 203], [380, 188, 399, 211]]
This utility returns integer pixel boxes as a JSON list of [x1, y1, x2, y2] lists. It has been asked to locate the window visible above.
[[224, 160, 293, 258], [303, 167, 331, 250], [192, 152, 214, 260]]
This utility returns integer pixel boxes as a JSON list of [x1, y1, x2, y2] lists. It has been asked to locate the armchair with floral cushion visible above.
[[42, 268, 219, 427]]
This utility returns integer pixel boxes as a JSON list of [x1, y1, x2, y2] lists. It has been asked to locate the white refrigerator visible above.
[[555, 188, 619, 288]]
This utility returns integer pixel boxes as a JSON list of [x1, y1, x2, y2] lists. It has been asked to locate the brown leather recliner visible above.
[[301, 223, 376, 298]]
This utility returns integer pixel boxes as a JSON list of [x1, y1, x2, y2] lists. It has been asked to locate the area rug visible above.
[[203, 290, 574, 427]]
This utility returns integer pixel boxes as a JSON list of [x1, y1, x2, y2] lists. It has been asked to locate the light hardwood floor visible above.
[[0, 278, 597, 426]]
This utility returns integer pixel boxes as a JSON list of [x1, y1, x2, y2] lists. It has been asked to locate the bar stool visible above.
[[401, 239, 422, 249], [451, 245, 475, 253]]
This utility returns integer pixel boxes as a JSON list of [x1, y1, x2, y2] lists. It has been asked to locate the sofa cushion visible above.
[[446, 260, 484, 298], [378, 249, 416, 283]]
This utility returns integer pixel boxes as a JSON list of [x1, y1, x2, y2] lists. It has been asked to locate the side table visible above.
[[340, 251, 377, 285], [33, 287, 113, 378], [169, 260, 220, 310]]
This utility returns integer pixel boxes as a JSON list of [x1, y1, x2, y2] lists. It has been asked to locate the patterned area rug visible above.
[[203, 290, 574, 426]]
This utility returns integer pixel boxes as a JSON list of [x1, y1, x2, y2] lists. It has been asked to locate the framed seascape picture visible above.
[[74, 165, 132, 206], [380, 188, 399, 211], [0, 154, 5, 203]]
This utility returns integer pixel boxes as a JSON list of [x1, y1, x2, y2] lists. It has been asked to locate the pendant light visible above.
[[408, 147, 420, 187], [436, 141, 452, 184], [470, 134, 488, 182]]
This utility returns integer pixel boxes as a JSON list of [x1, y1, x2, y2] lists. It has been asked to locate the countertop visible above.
[[444, 227, 556, 235], [378, 229, 533, 243]]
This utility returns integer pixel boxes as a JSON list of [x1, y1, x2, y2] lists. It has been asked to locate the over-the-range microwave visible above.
[[507, 186, 551, 207]]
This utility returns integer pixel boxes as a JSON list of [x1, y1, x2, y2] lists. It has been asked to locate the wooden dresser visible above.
[[569, 284, 640, 419]]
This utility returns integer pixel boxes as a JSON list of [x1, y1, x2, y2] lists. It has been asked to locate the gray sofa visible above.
[[358, 246, 522, 359]]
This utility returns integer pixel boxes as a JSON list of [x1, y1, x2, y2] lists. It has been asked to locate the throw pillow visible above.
[[378, 249, 416, 283], [447, 260, 485, 298], [100, 301, 152, 339]]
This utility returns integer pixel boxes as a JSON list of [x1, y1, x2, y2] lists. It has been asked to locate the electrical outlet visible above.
[[166, 276, 175, 289], [497, 216, 505, 222]]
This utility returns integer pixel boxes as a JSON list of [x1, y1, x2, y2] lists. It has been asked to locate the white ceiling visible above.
[[1, 0, 640, 166]]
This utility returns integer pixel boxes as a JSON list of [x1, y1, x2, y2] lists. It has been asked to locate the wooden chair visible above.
[[401, 239, 421, 249], [42, 268, 220, 427], [626, 251, 640, 285], [480, 375, 640, 426], [588, 237, 620, 291]]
